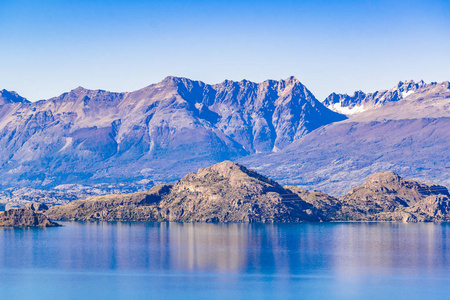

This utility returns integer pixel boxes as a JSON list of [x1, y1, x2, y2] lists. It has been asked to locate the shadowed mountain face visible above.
[[243, 81, 450, 195], [0, 77, 345, 189], [45, 162, 450, 223], [0, 89, 30, 105]]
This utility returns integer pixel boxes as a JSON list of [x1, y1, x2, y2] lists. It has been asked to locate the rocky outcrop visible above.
[[158, 161, 319, 222], [338, 171, 450, 222], [45, 162, 450, 223], [288, 171, 450, 222], [0, 208, 59, 227], [46, 161, 322, 222]]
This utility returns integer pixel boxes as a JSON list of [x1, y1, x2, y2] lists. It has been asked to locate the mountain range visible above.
[[0, 76, 448, 207], [0, 76, 343, 190]]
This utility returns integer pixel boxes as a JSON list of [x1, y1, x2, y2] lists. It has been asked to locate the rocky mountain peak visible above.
[[396, 79, 426, 89], [337, 171, 450, 220], [277, 76, 304, 93], [391, 80, 427, 98], [161, 75, 186, 86], [346, 171, 449, 204], [0, 89, 30, 105], [48, 86, 125, 107], [185, 161, 280, 188], [72, 86, 89, 93], [363, 171, 402, 186], [200, 160, 246, 176], [46, 160, 321, 223], [159, 76, 205, 89], [282, 76, 300, 85]]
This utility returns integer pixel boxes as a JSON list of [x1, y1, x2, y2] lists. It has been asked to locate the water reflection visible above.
[[331, 223, 450, 278], [1, 222, 450, 277]]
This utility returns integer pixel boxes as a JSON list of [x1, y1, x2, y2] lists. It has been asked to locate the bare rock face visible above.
[[158, 161, 320, 222], [0, 209, 59, 227], [285, 186, 344, 221], [404, 195, 450, 222]]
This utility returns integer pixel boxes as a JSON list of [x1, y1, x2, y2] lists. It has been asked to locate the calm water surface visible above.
[[1, 222, 450, 299]]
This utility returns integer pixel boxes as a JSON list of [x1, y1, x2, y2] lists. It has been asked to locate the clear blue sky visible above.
[[1, 0, 449, 101]]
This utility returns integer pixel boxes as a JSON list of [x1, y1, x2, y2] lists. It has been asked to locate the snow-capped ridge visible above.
[[323, 80, 442, 116]]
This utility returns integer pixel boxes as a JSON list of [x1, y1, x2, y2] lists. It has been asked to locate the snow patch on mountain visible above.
[[323, 80, 429, 116], [59, 137, 73, 152], [329, 103, 367, 115], [401, 90, 415, 98]]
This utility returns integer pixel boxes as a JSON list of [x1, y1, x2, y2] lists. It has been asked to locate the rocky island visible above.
[[45, 161, 450, 223], [0, 208, 59, 227]]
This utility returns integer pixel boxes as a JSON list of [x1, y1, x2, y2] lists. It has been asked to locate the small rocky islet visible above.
[[41, 161, 450, 224], [0, 208, 59, 227]]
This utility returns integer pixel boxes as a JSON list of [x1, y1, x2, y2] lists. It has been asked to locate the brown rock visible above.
[[158, 161, 320, 222], [0, 209, 60, 227], [45, 185, 171, 221], [338, 171, 450, 222]]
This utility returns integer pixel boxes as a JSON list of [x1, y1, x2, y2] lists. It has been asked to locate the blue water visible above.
[[1, 222, 450, 299]]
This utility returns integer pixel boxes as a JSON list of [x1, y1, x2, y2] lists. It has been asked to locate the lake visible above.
[[1, 222, 450, 299]]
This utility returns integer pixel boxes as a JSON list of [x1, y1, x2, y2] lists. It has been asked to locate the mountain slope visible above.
[[243, 81, 450, 195], [0, 76, 345, 192]]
